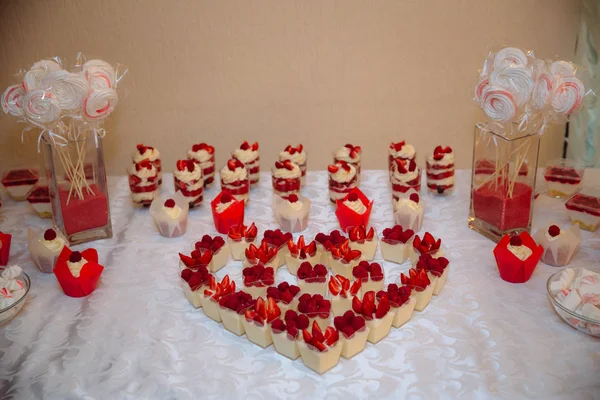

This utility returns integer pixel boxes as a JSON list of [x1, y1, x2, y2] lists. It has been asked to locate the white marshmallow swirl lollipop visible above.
[[83, 60, 116, 89], [532, 73, 553, 111], [1, 83, 26, 117], [24, 59, 62, 92], [474, 77, 489, 105], [490, 65, 534, 107], [550, 61, 576, 78], [481, 86, 517, 123], [43, 70, 89, 111], [83, 88, 118, 120], [551, 77, 584, 115], [23, 89, 61, 124], [493, 47, 528, 70]]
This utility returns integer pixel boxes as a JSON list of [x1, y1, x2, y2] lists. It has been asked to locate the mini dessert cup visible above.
[[232, 141, 260, 185], [298, 323, 343, 374], [221, 158, 250, 203], [365, 311, 394, 344], [333, 144, 361, 178], [27, 227, 67, 273], [266, 282, 301, 314], [262, 229, 293, 267], [211, 191, 245, 235], [426, 146, 455, 195], [493, 233, 543, 284], [174, 159, 204, 207], [228, 223, 258, 260], [149, 192, 189, 238], [273, 194, 310, 233], [285, 236, 319, 275], [26, 184, 52, 218], [335, 189, 373, 232], [391, 297, 416, 327], [271, 160, 301, 197], [352, 291, 394, 344], [199, 275, 235, 321], [410, 232, 445, 266], [279, 145, 307, 185], [297, 262, 328, 295], [242, 264, 275, 298], [270, 325, 300, 359], [390, 159, 421, 201], [328, 161, 358, 203], [329, 275, 362, 316], [314, 230, 347, 266], [242, 297, 281, 348], [388, 141, 417, 178], [187, 143, 216, 188], [242, 241, 279, 269], [178, 249, 213, 272], [380, 225, 415, 265], [180, 266, 212, 308], [330, 244, 363, 280], [352, 261, 384, 293], [534, 223, 580, 267], [400, 268, 436, 311], [393, 192, 425, 233], [128, 160, 159, 207], [297, 293, 332, 331], [544, 158, 584, 198], [0, 231, 12, 266], [380, 285, 417, 328], [1, 167, 39, 200], [218, 291, 256, 336], [346, 225, 378, 261], [194, 235, 229, 272], [415, 254, 450, 295], [333, 311, 369, 359], [133, 144, 162, 185], [565, 189, 600, 232], [54, 247, 104, 298]]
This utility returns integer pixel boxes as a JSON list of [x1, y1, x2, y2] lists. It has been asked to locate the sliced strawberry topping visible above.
[[330, 240, 362, 263], [347, 225, 375, 244], [548, 225, 561, 237], [191, 143, 214, 153], [164, 199, 176, 208], [179, 249, 213, 269], [412, 232, 442, 254], [302, 321, 338, 351], [390, 141, 406, 151], [245, 241, 278, 264], [267, 297, 281, 322], [327, 164, 339, 174], [136, 159, 154, 171], [400, 268, 431, 290], [43, 229, 57, 241]]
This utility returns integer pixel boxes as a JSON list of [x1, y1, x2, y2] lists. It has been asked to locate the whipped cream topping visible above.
[[130, 164, 157, 186], [428, 152, 455, 167], [389, 143, 415, 159], [188, 148, 213, 163], [279, 149, 306, 165], [133, 147, 160, 163], [43, 236, 65, 252], [287, 199, 304, 211], [507, 244, 533, 261], [2, 265, 22, 280], [163, 204, 182, 219], [221, 166, 247, 184], [233, 148, 259, 164], [392, 166, 419, 183], [343, 199, 366, 214], [174, 166, 202, 183], [395, 197, 422, 212], [216, 200, 234, 213], [0, 265, 25, 310], [67, 257, 88, 278], [545, 230, 563, 242], [329, 163, 357, 183], [273, 163, 301, 179], [334, 146, 360, 162]]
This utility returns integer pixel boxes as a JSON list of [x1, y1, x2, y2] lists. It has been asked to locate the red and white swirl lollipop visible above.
[[1, 83, 25, 117], [83, 88, 118, 120], [490, 65, 534, 107], [551, 77, 584, 115], [43, 70, 89, 111], [493, 47, 528, 70], [83, 60, 116, 89], [23, 89, 61, 125], [531, 73, 553, 111], [474, 77, 489, 105], [481, 86, 517, 123], [24, 59, 63, 92], [550, 61, 576, 78]]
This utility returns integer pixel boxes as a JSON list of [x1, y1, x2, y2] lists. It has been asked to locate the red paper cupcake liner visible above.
[[335, 188, 373, 232], [493, 233, 543, 283], [211, 190, 245, 234], [54, 247, 104, 297], [0, 232, 11, 266]]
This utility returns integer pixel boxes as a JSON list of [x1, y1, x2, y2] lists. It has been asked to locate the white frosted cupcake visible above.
[[149, 192, 189, 238], [273, 194, 310, 233], [27, 227, 67, 273]]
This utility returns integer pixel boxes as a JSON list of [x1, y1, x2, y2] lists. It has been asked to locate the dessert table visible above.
[[0, 169, 599, 400]]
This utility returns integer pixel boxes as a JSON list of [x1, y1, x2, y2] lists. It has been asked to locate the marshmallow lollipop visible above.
[[43, 70, 89, 111], [490, 65, 534, 107], [551, 77, 584, 115], [23, 60, 62, 91], [83, 88, 118, 120], [550, 61, 576, 78], [481, 86, 517, 123], [23, 89, 61, 124], [1, 83, 25, 117], [84, 60, 116, 89], [493, 47, 528, 69]]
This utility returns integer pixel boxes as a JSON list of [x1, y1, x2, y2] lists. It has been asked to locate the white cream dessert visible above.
[[352, 291, 394, 344], [507, 243, 533, 261], [343, 198, 367, 215], [347, 226, 377, 261], [426, 146, 455, 194], [535, 224, 580, 267], [333, 311, 370, 359], [565, 191, 600, 232], [380, 225, 415, 265], [187, 143, 215, 187], [272, 160, 301, 197], [133, 144, 162, 185], [393, 193, 424, 232], [232, 141, 260, 185], [128, 160, 159, 205], [220, 159, 249, 203], [333, 144, 361, 177], [328, 161, 358, 203], [27, 228, 66, 274], [298, 323, 343, 374], [329, 275, 362, 316], [150, 193, 189, 238], [279, 144, 307, 184], [274, 194, 310, 233], [389, 141, 416, 162], [174, 160, 204, 206], [66, 251, 88, 278], [241, 298, 281, 348]]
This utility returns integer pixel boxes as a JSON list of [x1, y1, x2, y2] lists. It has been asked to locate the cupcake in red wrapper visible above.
[[335, 188, 373, 232], [328, 161, 357, 204], [187, 143, 215, 188], [174, 160, 204, 207], [133, 144, 162, 185], [493, 233, 543, 284], [221, 158, 250, 203], [128, 159, 158, 206], [272, 160, 301, 197], [232, 141, 260, 185], [279, 144, 307, 185], [211, 191, 244, 235], [54, 247, 104, 298], [390, 158, 421, 201], [0, 231, 12, 266]]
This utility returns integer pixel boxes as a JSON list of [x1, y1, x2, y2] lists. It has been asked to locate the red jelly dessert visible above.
[[27, 185, 51, 218], [472, 181, 533, 233], [565, 191, 600, 231], [58, 184, 109, 235], [2, 168, 39, 200]]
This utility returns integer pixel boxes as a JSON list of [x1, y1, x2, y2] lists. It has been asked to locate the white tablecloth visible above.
[[0, 170, 599, 400]]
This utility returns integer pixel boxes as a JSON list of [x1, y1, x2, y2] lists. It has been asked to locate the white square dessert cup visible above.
[[332, 295, 357, 316], [27, 227, 67, 274], [533, 223, 581, 267], [299, 311, 331, 332], [181, 280, 207, 309], [218, 305, 251, 336], [427, 268, 449, 296], [270, 328, 300, 359], [298, 339, 343, 374], [409, 281, 437, 312], [298, 279, 328, 296], [241, 318, 273, 348], [272, 297, 299, 315], [340, 326, 370, 359], [241, 253, 279, 270], [380, 239, 414, 265], [209, 245, 229, 273], [360, 278, 385, 294], [410, 245, 447, 267], [285, 253, 321, 276], [261, 244, 285, 270], [229, 238, 257, 261], [331, 257, 363, 280], [149, 192, 189, 238], [242, 283, 270, 299], [393, 200, 425, 233], [345, 229, 378, 261], [199, 294, 222, 322], [390, 297, 416, 328], [365, 311, 395, 344]]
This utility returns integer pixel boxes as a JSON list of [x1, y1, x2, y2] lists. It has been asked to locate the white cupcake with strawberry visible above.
[[393, 193, 424, 233]]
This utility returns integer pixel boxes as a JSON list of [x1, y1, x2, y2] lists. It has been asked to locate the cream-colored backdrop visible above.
[[0, 0, 582, 175]]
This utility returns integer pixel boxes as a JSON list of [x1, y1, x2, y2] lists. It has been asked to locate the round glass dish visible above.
[[0, 271, 31, 326], [546, 267, 600, 337]]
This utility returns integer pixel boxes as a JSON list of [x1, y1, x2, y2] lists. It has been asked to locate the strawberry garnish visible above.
[[240, 141, 250, 150], [509, 236, 523, 246], [375, 294, 390, 319], [191, 143, 214, 153], [297, 293, 331, 319], [220, 192, 233, 203], [348, 225, 375, 243], [69, 251, 82, 263], [267, 297, 281, 322], [44, 229, 57, 241], [262, 229, 293, 249], [328, 164, 339, 174], [346, 192, 358, 202], [390, 141, 406, 151], [226, 158, 244, 171], [164, 199, 176, 208], [251, 142, 259, 151], [328, 276, 341, 296], [179, 249, 213, 269], [286, 194, 299, 203], [137, 144, 149, 154], [409, 193, 420, 203], [245, 242, 278, 264], [400, 268, 431, 290], [245, 223, 258, 241], [243, 264, 275, 287], [548, 225, 561, 237], [136, 159, 153, 171], [330, 240, 362, 263], [382, 225, 415, 244], [412, 232, 442, 254], [416, 253, 449, 277]]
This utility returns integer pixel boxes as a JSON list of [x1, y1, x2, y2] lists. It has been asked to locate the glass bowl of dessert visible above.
[[0, 268, 31, 326], [544, 158, 584, 199], [546, 267, 600, 337]]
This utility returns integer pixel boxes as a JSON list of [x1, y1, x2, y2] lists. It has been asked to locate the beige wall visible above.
[[0, 0, 581, 175]]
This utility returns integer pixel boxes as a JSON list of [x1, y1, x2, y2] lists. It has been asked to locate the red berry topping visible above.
[[509, 236, 523, 246], [220, 191, 233, 203], [416, 253, 449, 277], [163, 199, 176, 208], [287, 194, 299, 203], [297, 293, 331, 319], [400, 268, 431, 291], [346, 192, 359, 202], [43, 229, 57, 241], [409, 193, 420, 203], [382, 225, 415, 244], [69, 251, 82, 263], [548, 225, 561, 237]]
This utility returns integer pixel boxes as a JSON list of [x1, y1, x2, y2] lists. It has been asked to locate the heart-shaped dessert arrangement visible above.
[[179, 225, 450, 374]]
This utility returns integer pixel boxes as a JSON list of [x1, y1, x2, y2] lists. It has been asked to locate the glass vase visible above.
[[41, 124, 112, 245], [468, 122, 540, 242]]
